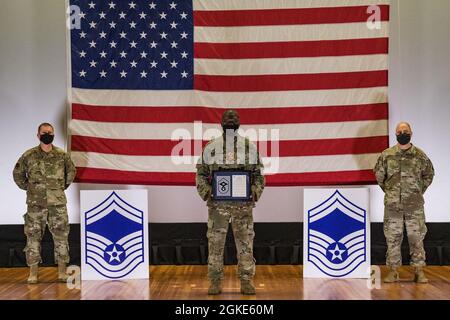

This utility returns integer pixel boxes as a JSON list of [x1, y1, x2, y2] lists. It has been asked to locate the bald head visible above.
[[395, 122, 412, 135], [221, 109, 240, 131]]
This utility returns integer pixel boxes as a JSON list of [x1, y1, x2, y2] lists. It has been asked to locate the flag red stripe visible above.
[[194, 5, 389, 27], [194, 38, 388, 59], [75, 168, 196, 186], [194, 71, 388, 92], [265, 170, 376, 186], [72, 103, 388, 124], [75, 167, 376, 186], [71, 135, 388, 157]]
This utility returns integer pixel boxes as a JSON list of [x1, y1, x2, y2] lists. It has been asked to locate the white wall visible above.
[[0, 0, 449, 224]]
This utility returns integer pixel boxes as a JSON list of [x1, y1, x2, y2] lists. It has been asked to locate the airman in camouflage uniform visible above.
[[13, 123, 76, 284], [374, 122, 434, 283], [196, 110, 265, 295]]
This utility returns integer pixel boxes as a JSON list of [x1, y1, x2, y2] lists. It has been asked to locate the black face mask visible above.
[[40, 133, 54, 145], [222, 124, 239, 132], [396, 133, 411, 145]]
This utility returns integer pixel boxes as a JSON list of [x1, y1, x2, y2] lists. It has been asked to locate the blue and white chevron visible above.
[[307, 190, 367, 278], [84, 192, 145, 279]]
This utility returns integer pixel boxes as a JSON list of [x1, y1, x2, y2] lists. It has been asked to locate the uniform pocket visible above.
[[28, 163, 43, 184], [45, 157, 66, 188], [386, 158, 400, 176]]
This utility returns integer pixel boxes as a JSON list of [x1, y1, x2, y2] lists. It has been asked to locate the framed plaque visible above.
[[212, 171, 251, 201]]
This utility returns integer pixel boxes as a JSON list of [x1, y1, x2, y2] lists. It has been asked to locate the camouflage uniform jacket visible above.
[[374, 144, 434, 210], [196, 133, 265, 208], [13, 146, 77, 206]]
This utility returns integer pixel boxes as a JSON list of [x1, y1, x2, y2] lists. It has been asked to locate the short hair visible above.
[[37, 122, 54, 133]]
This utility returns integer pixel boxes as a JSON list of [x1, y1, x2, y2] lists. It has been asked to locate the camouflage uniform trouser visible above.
[[207, 205, 255, 281], [383, 206, 427, 268], [23, 204, 70, 266]]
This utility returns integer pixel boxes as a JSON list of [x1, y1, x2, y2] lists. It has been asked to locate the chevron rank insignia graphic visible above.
[[307, 190, 367, 277], [84, 191, 145, 279]]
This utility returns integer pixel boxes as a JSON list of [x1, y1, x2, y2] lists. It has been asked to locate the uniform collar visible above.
[[36, 144, 55, 155], [395, 144, 415, 155]]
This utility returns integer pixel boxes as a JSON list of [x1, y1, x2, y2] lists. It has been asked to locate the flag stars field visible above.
[[71, 0, 193, 87]]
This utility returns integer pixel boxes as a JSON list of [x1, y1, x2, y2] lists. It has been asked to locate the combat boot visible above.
[[414, 267, 428, 283], [383, 267, 399, 283], [57, 261, 68, 283], [240, 279, 256, 295], [208, 280, 222, 295], [27, 264, 39, 284]]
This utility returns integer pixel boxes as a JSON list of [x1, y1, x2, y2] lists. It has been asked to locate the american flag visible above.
[[68, 0, 390, 186]]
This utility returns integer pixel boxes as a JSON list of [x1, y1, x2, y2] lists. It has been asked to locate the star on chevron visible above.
[[328, 244, 346, 262], [105, 245, 124, 263]]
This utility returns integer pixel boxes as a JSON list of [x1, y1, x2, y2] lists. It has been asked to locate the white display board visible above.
[[80, 190, 149, 280], [303, 188, 370, 278]]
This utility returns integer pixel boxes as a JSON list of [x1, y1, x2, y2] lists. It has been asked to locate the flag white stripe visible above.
[[69, 119, 387, 141], [71, 152, 380, 174], [70, 87, 388, 108], [195, 55, 388, 76], [194, 22, 388, 43], [193, 0, 391, 11]]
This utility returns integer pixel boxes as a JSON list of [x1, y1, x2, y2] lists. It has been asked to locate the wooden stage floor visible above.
[[0, 265, 449, 300]]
